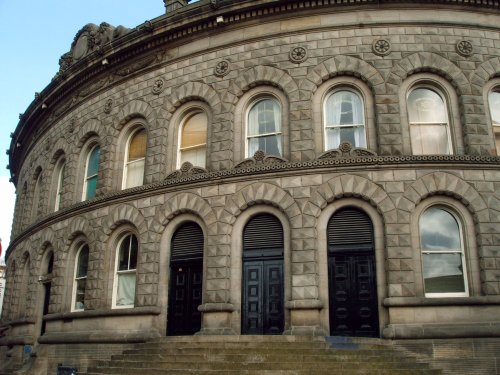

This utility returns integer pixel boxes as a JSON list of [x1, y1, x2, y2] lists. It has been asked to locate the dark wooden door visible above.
[[328, 253, 378, 337], [242, 259, 284, 335], [167, 262, 202, 335]]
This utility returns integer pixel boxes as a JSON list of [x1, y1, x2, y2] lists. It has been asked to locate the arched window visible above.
[[247, 98, 282, 157], [488, 89, 500, 154], [408, 87, 452, 155], [72, 244, 89, 311], [324, 89, 366, 150], [178, 111, 207, 168], [54, 159, 65, 211], [83, 145, 100, 200], [18, 257, 31, 317], [123, 129, 147, 189], [419, 206, 468, 297], [113, 233, 138, 308], [31, 172, 42, 220]]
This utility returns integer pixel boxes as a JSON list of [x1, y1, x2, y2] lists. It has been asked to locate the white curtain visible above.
[[248, 99, 282, 156], [116, 273, 136, 306], [125, 159, 145, 188], [180, 147, 206, 167], [411, 124, 449, 155]]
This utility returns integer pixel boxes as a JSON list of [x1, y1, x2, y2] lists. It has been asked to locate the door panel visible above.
[[167, 263, 202, 335], [328, 253, 378, 337], [242, 260, 284, 335]]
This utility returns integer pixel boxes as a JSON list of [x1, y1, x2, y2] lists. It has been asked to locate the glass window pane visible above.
[[125, 159, 145, 188], [118, 236, 131, 271], [495, 129, 500, 155], [248, 134, 282, 157], [408, 88, 447, 124], [180, 147, 206, 167], [248, 99, 281, 136], [116, 273, 136, 306], [489, 91, 500, 125], [420, 207, 461, 251], [55, 163, 65, 211], [76, 245, 89, 278], [423, 253, 465, 293], [326, 126, 366, 149], [129, 235, 138, 270], [85, 175, 97, 199], [75, 278, 86, 310], [128, 129, 147, 161], [87, 146, 100, 177], [326, 91, 364, 126], [410, 124, 449, 155], [181, 112, 207, 148]]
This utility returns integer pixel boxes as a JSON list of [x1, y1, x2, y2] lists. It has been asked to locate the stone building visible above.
[[1, 0, 500, 373]]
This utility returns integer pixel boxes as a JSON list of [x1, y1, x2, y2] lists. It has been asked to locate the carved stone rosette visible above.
[[372, 39, 391, 56], [289, 46, 308, 63], [456, 40, 473, 57], [214, 60, 230, 77]]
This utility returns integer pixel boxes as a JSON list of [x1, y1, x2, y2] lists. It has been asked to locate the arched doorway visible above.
[[242, 214, 284, 335], [327, 208, 379, 337], [167, 222, 203, 335]]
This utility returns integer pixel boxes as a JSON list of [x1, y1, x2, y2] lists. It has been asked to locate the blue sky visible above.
[[0, 1, 173, 263]]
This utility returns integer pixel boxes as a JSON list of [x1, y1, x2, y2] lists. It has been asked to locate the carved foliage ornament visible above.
[[234, 150, 288, 169], [214, 60, 230, 77], [289, 46, 308, 63], [318, 142, 377, 159], [456, 40, 473, 57], [372, 39, 391, 56], [164, 162, 208, 180]]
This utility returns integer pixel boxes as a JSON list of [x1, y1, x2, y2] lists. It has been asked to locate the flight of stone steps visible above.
[[83, 335, 443, 375]]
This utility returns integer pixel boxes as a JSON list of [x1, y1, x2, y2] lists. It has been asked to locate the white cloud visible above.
[[0, 176, 15, 265]]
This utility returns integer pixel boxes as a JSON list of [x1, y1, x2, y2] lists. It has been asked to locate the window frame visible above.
[[122, 127, 147, 189], [177, 110, 208, 169], [419, 205, 469, 298], [71, 243, 89, 312], [483, 79, 500, 156], [112, 233, 138, 309], [323, 88, 367, 151], [245, 97, 283, 158], [54, 158, 66, 211], [31, 171, 42, 220], [82, 144, 100, 201], [400, 74, 463, 156]]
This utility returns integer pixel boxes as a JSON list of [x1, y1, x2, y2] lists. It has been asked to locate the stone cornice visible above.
[[8, 0, 500, 184], [5, 154, 500, 260]]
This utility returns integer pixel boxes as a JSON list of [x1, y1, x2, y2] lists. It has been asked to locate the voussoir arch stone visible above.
[[224, 182, 301, 227], [470, 57, 500, 95], [388, 52, 471, 95], [229, 65, 299, 102], [103, 204, 148, 236], [164, 81, 222, 116], [303, 55, 385, 97], [75, 118, 103, 149], [114, 99, 157, 131], [305, 174, 395, 219], [66, 216, 93, 246], [398, 171, 488, 219], [152, 192, 217, 234]]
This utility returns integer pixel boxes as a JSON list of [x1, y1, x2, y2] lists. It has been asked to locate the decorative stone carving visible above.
[[289, 46, 308, 63], [318, 142, 377, 159], [79, 78, 109, 98], [68, 118, 77, 134], [152, 78, 165, 95], [456, 40, 473, 57], [164, 162, 208, 180], [372, 39, 391, 56], [214, 60, 230, 77], [104, 98, 113, 114], [115, 55, 157, 77], [234, 150, 288, 169]]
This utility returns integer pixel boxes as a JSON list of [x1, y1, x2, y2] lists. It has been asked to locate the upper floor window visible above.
[[113, 233, 138, 308], [247, 98, 282, 157], [178, 111, 207, 168], [72, 244, 89, 311], [488, 90, 500, 154], [54, 160, 65, 211], [408, 88, 451, 155], [123, 129, 146, 189], [324, 89, 366, 150], [83, 145, 100, 200], [31, 172, 42, 220], [419, 206, 468, 297]]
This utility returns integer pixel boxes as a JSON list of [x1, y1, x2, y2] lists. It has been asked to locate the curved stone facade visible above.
[[2, 0, 500, 373]]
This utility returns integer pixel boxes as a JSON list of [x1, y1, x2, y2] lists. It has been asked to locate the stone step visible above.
[[86, 368, 442, 375]]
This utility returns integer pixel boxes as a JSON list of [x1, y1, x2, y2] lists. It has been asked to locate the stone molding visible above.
[[43, 306, 161, 322], [5, 155, 500, 259], [384, 296, 500, 307]]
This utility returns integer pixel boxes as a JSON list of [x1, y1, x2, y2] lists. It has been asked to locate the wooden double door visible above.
[[327, 208, 379, 337], [242, 259, 284, 334]]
